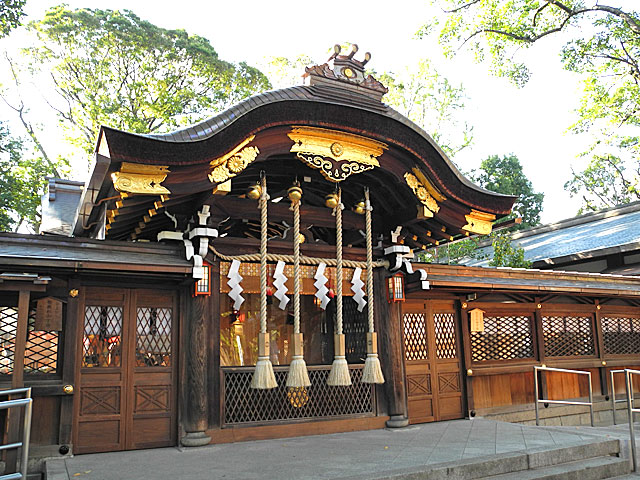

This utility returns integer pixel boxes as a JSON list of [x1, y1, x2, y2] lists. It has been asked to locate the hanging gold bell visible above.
[[246, 183, 262, 200], [288, 185, 303, 202], [325, 193, 339, 209], [354, 200, 366, 215]]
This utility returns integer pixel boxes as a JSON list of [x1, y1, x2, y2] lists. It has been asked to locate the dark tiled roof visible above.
[[464, 201, 640, 267]]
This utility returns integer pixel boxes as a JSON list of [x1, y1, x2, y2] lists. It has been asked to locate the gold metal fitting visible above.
[[466, 369, 473, 376], [247, 183, 262, 200], [325, 193, 339, 209], [541, 364, 546, 368], [602, 360, 607, 366], [596, 305, 601, 310], [353, 200, 366, 215], [287, 185, 303, 202], [537, 303, 542, 309], [461, 302, 468, 309], [69, 289, 79, 298], [63, 385, 74, 395]]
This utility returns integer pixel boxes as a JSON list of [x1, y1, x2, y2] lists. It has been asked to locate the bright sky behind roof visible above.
[[2, 0, 605, 224]]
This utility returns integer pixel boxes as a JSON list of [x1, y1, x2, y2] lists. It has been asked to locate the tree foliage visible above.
[[25, 6, 271, 154], [564, 153, 639, 213], [469, 154, 544, 229], [488, 232, 531, 268], [0, 123, 66, 233], [425, 1, 640, 213], [378, 59, 473, 157], [0, 0, 26, 37]]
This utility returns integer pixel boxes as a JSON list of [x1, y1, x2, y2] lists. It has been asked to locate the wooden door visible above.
[[402, 300, 463, 424], [74, 288, 177, 454]]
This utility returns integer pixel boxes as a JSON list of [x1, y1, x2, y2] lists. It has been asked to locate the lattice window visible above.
[[83, 306, 123, 367], [434, 312, 457, 359], [0, 307, 17, 374], [471, 315, 534, 362], [223, 366, 374, 425], [542, 315, 595, 357], [136, 307, 172, 367], [602, 316, 640, 355], [403, 313, 428, 361], [25, 308, 59, 375], [342, 299, 367, 363]]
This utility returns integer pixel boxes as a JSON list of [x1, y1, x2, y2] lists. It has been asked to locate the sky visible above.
[[1, 0, 601, 224]]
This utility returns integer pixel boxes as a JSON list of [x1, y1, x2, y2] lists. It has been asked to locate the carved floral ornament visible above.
[[288, 126, 387, 182], [208, 135, 260, 184], [404, 172, 440, 214], [112, 162, 171, 194]]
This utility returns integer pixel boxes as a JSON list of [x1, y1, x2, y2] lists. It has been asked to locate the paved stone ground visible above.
[[48, 418, 611, 480]]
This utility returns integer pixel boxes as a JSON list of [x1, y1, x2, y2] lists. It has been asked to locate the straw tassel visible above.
[[251, 175, 277, 389], [362, 188, 384, 384], [286, 186, 311, 388], [328, 188, 352, 386]]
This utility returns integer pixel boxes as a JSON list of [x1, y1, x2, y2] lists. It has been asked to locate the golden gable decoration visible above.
[[208, 135, 260, 184], [288, 126, 387, 182], [404, 172, 440, 214], [112, 163, 171, 194]]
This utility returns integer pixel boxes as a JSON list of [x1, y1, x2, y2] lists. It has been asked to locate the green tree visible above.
[[0, 0, 26, 37], [378, 59, 473, 158], [24, 6, 271, 154], [488, 232, 531, 268], [470, 154, 544, 229], [564, 153, 639, 213], [424, 1, 640, 212], [0, 123, 65, 232]]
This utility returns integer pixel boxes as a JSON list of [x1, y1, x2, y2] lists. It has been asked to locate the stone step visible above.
[[341, 440, 624, 480], [478, 456, 629, 480]]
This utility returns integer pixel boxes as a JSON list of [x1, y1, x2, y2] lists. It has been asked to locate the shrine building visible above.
[[1, 45, 639, 464]]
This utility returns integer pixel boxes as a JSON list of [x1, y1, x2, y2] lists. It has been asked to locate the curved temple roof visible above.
[[76, 48, 516, 251]]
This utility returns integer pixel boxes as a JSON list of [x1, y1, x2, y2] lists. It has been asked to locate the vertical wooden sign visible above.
[[35, 297, 63, 331]]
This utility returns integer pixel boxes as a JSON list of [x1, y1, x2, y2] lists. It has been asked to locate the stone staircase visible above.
[[344, 439, 633, 480]]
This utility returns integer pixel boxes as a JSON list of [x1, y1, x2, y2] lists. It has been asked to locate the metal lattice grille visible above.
[[434, 312, 457, 359], [136, 307, 172, 367], [542, 315, 595, 357], [25, 308, 59, 374], [343, 300, 367, 363], [602, 316, 640, 355], [471, 315, 534, 362], [83, 306, 123, 367], [0, 307, 17, 374], [403, 313, 428, 361], [223, 366, 374, 425]]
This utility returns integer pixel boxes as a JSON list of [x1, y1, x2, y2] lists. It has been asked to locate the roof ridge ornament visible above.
[[303, 44, 388, 101]]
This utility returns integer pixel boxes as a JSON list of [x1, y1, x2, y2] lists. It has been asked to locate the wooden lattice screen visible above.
[[542, 315, 595, 357], [342, 300, 368, 363], [602, 316, 640, 355], [403, 312, 428, 361], [222, 365, 374, 425], [434, 312, 457, 359], [25, 307, 60, 375], [471, 315, 534, 362]]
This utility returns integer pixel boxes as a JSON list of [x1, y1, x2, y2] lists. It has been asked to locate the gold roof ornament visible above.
[[208, 135, 260, 184], [463, 210, 496, 235], [288, 126, 387, 182], [112, 162, 170, 195], [404, 172, 440, 214]]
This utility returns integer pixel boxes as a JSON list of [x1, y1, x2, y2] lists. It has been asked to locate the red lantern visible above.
[[194, 261, 211, 296], [387, 273, 405, 303]]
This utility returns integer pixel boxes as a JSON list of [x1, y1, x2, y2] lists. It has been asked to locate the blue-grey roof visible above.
[[465, 201, 640, 267], [39, 178, 84, 236]]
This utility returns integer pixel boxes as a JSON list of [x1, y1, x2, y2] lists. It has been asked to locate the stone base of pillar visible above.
[[180, 431, 211, 447], [386, 415, 409, 428]]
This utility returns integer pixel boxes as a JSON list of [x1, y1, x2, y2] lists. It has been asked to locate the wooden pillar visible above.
[[459, 301, 475, 417], [59, 279, 80, 449], [208, 259, 221, 427], [375, 268, 408, 427], [6, 290, 30, 472], [181, 294, 211, 446], [594, 302, 608, 397], [533, 299, 548, 401]]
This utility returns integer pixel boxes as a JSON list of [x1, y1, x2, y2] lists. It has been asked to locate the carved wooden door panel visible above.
[[402, 300, 463, 424], [403, 303, 435, 424], [127, 290, 176, 449], [74, 288, 177, 454]]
